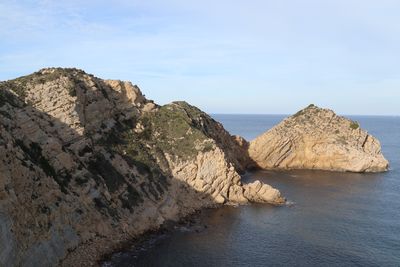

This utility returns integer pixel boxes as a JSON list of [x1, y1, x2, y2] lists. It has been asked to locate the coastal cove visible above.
[[3, 2, 400, 266], [0, 69, 396, 266], [104, 114, 400, 267]]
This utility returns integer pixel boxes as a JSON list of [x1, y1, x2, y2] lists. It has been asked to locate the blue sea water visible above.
[[106, 114, 400, 267]]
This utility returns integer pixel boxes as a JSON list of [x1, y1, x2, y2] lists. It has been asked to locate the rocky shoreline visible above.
[[100, 199, 286, 267], [0, 68, 388, 266], [99, 208, 215, 266], [62, 202, 223, 267]]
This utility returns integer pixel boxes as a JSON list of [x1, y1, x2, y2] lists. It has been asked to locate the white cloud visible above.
[[0, 0, 399, 114]]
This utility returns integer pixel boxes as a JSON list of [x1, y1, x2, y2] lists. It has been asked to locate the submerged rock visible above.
[[248, 104, 389, 172]]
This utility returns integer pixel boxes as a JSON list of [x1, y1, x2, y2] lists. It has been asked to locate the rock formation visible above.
[[0, 68, 283, 266], [248, 104, 389, 172]]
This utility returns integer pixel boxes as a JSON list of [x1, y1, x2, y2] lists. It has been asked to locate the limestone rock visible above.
[[248, 104, 389, 172], [0, 68, 282, 266], [243, 181, 285, 204]]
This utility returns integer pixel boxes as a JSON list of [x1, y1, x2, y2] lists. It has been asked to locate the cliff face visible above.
[[248, 104, 389, 172], [0, 68, 283, 266]]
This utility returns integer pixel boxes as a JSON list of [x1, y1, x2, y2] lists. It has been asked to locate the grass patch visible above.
[[350, 121, 360, 130]]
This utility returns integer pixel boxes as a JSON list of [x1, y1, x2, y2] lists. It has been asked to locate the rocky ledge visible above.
[[0, 68, 283, 267], [248, 104, 389, 172]]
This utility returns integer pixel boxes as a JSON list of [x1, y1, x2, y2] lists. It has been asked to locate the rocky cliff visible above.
[[248, 104, 389, 172], [0, 68, 283, 266]]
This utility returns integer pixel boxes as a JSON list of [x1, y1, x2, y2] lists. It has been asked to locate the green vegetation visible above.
[[293, 104, 320, 120], [75, 176, 89, 186], [103, 101, 213, 176], [203, 141, 214, 153], [293, 109, 304, 118], [0, 87, 10, 106], [0, 80, 29, 100], [172, 101, 204, 118], [0, 108, 10, 121], [116, 131, 168, 199], [15, 140, 70, 193], [87, 153, 126, 193], [0, 68, 90, 100], [0, 86, 23, 107], [138, 102, 213, 159], [119, 186, 143, 211], [94, 101, 214, 204], [337, 135, 349, 145], [93, 197, 120, 219], [96, 117, 169, 202], [39, 205, 51, 215], [87, 151, 145, 208], [350, 121, 360, 130]]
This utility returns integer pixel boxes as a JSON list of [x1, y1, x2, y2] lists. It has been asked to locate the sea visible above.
[[104, 114, 400, 267]]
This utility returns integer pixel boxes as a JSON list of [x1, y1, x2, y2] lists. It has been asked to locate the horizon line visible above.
[[210, 113, 400, 117]]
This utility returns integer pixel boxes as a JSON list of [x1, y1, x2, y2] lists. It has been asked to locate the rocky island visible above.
[[0, 69, 388, 266], [248, 104, 389, 172]]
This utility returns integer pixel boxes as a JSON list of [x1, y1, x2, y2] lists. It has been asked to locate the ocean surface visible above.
[[105, 114, 400, 267]]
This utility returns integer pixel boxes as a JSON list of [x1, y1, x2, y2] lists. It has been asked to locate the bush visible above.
[[350, 121, 360, 130]]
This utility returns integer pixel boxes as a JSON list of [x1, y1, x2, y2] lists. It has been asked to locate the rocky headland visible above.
[[248, 104, 389, 172], [0, 69, 389, 266], [0, 68, 283, 266]]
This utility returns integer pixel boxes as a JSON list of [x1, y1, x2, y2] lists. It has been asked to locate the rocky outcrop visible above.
[[133, 100, 263, 205], [243, 181, 283, 204], [0, 68, 282, 266], [248, 104, 389, 172]]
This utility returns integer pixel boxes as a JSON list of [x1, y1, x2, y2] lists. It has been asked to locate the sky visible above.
[[1, 0, 399, 115]]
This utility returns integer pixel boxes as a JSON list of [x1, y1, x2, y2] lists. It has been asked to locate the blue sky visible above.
[[1, 0, 399, 115]]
